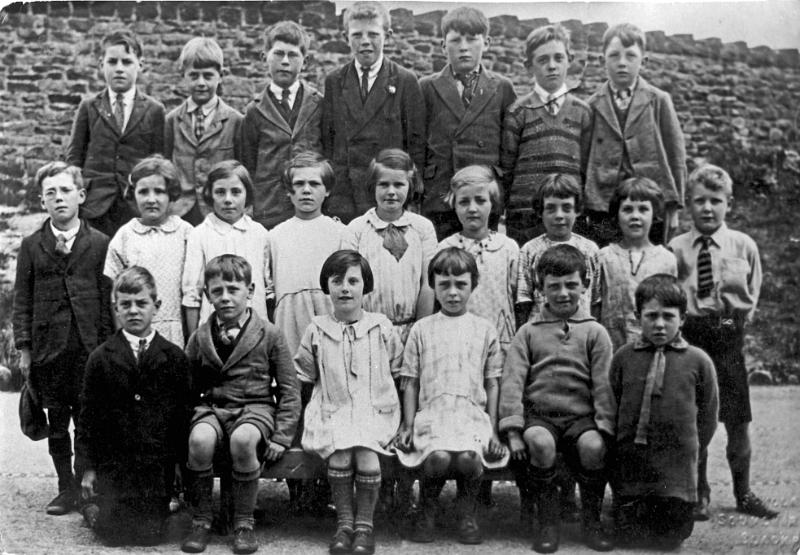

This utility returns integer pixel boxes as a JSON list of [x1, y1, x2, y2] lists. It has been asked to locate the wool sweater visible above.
[[499, 307, 615, 436]]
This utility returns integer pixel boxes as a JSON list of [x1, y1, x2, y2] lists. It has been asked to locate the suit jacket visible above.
[[321, 59, 425, 222], [420, 65, 517, 215], [241, 80, 322, 229], [66, 89, 165, 219], [185, 312, 301, 448], [585, 78, 687, 213], [12, 219, 113, 364], [164, 98, 243, 217], [79, 331, 191, 499]]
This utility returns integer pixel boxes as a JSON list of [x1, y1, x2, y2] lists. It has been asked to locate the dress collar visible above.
[[365, 207, 411, 230], [130, 215, 181, 235], [315, 312, 384, 340], [206, 212, 250, 232]]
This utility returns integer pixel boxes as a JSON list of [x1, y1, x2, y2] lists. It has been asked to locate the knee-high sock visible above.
[[187, 467, 215, 528], [232, 468, 260, 530], [328, 467, 355, 531], [354, 471, 382, 532]]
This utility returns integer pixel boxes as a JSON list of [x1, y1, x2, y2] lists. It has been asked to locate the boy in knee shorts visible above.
[[669, 164, 777, 520], [500, 244, 614, 553], [182, 255, 301, 554]]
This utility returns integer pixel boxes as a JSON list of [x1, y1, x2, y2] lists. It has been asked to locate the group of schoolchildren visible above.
[[11, 1, 776, 554]]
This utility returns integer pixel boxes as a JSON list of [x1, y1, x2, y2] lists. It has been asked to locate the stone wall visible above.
[[1, 0, 799, 203]]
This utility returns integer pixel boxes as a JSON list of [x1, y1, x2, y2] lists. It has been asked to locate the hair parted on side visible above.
[[446, 165, 501, 211], [36, 161, 84, 191], [608, 176, 665, 221], [634, 273, 687, 315], [178, 37, 224, 72], [533, 173, 583, 214], [130, 154, 182, 201], [427, 247, 479, 290], [265, 20, 310, 54], [441, 6, 489, 37], [602, 22, 646, 54], [536, 244, 588, 285], [319, 250, 374, 295], [102, 29, 143, 58], [525, 24, 571, 63], [366, 148, 423, 206], [281, 151, 335, 193], [205, 254, 253, 287], [113, 266, 158, 301], [343, 1, 391, 31], [687, 164, 733, 197], [203, 160, 255, 207]]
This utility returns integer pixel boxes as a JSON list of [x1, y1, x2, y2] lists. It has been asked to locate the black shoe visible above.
[[457, 514, 483, 544], [232, 527, 258, 554], [583, 523, 614, 551], [329, 527, 353, 554], [533, 523, 559, 553], [693, 496, 710, 521], [409, 508, 436, 543], [736, 491, 779, 519], [181, 524, 211, 553], [352, 528, 375, 554], [46, 489, 76, 515]]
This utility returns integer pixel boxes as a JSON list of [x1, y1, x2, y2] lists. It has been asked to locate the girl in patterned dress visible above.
[[181, 160, 270, 335], [295, 251, 403, 555], [396, 247, 508, 546], [437, 166, 518, 360], [596, 177, 677, 350], [345, 149, 436, 344], [104, 155, 193, 347]]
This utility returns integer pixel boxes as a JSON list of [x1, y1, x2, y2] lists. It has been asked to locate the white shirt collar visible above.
[[187, 96, 218, 117], [609, 76, 639, 96], [268, 80, 301, 107], [121, 328, 156, 355], [50, 219, 80, 241], [534, 83, 568, 110], [108, 86, 136, 106], [216, 308, 250, 332], [355, 55, 383, 77]]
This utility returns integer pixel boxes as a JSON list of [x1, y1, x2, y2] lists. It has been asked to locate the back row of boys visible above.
[[65, 1, 684, 248]]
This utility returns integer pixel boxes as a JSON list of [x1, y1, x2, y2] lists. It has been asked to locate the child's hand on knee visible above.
[[264, 440, 286, 462], [392, 424, 413, 453], [507, 430, 527, 461], [485, 433, 508, 462]]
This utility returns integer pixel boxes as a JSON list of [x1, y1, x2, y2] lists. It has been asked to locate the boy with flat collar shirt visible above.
[[420, 6, 516, 240], [321, 0, 425, 224], [668, 164, 777, 521]]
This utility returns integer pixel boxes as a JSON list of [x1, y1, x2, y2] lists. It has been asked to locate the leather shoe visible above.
[[693, 496, 710, 521], [583, 523, 614, 551], [181, 524, 211, 553], [352, 528, 375, 554], [232, 527, 258, 554], [409, 509, 435, 543], [533, 523, 559, 554], [46, 489, 76, 515], [736, 491, 779, 519], [329, 527, 353, 554], [457, 514, 483, 544]]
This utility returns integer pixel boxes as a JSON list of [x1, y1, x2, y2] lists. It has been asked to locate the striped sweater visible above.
[[500, 91, 592, 214]]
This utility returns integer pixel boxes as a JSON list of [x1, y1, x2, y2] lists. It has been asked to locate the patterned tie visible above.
[[136, 338, 147, 362], [545, 93, 558, 116], [697, 236, 714, 297], [635, 346, 665, 445], [280, 88, 291, 112], [457, 72, 478, 107], [114, 93, 125, 132], [194, 108, 205, 141], [219, 323, 240, 345], [614, 88, 632, 111], [360, 65, 371, 103], [54, 233, 70, 256], [380, 223, 408, 262]]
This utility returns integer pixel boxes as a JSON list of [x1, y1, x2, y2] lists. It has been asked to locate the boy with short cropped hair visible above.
[[501, 24, 592, 246], [67, 29, 165, 237], [79, 267, 191, 546], [516, 174, 600, 326], [500, 244, 614, 553], [321, 0, 426, 223], [241, 21, 323, 230], [585, 23, 686, 247], [12, 162, 113, 516], [610, 274, 718, 550], [420, 6, 517, 239], [165, 37, 243, 226], [668, 165, 777, 521], [182, 255, 301, 554]]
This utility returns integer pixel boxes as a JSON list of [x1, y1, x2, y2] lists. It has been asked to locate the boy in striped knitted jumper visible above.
[[501, 24, 592, 246]]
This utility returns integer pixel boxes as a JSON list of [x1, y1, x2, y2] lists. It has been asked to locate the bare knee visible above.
[[424, 450, 452, 477], [454, 451, 482, 479], [329, 449, 353, 470], [523, 427, 556, 468], [188, 424, 217, 469], [229, 425, 261, 467], [576, 430, 607, 470], [354, 448, 380, 474]]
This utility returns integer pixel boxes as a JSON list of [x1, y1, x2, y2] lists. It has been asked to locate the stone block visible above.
[[218, 6, 242, 27], [50, 3, 70, 17], [117, 2, 134, 20], [320, 40, 349, 54], [179, 2, 200, 21], [160, 2, 178, 20], [584, 21, 608, 50], [6, 81, 39, 93], [389, 8, 414, 33]]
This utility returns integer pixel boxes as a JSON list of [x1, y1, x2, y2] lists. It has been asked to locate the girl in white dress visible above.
[[104, 155, 193, 347], [295, 250, 402, 555]]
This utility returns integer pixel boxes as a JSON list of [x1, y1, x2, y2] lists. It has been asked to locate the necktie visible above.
[[545, 93, 558, 116], [614, 88, 632, 111], [280, 88, 291, 112], [114, 93, 125, 132], [54, 233, 70, 256], [635, 346, 665, 445], [457, 72, 477, 107], [380, 223, 409, 262], [697, 236, 714, 297], [360, 66, 371, 103], [194, 109, 205, 141], [136, 338, 147, 362], [219, 323, 240, 345], [343, 325, 356, 376]]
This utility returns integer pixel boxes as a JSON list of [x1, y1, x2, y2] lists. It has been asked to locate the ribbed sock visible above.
[[354, 471, 382, 531], [328, 467, 355, 532]]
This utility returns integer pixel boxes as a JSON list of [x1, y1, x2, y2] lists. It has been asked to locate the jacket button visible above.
[[134, 394, 141, 401], [477, 140, 485, 147]]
